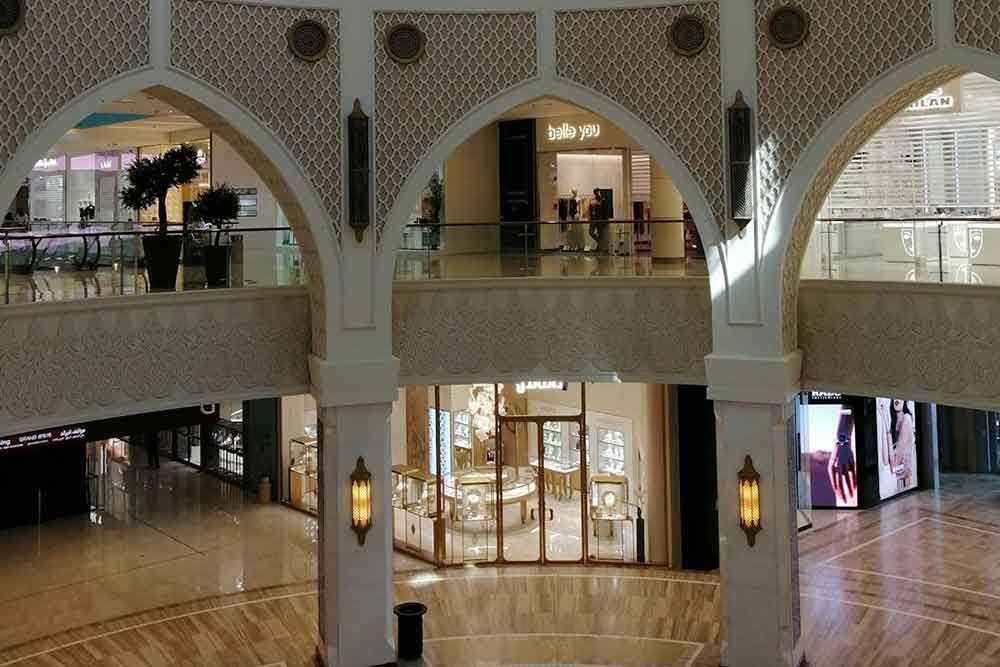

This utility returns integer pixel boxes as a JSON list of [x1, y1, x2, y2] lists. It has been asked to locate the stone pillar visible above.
[[708, 353, 804, 667], [318, 402, 395, 667], [715, 400, 803, 667]]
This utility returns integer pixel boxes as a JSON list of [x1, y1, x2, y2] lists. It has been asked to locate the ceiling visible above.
[[499, 97, 591, 120], [45, 90, 206, 157]]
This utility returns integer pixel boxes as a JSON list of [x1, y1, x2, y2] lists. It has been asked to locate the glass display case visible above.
[[543, 421, 563, 463], [590, 474, 629, 521], [598, 427, 626, 476], [288, 436, 318, 514], [392, 464, 415, 510], [457, 472, 496, 522], [453, 411, 473, 470], [404, 469, 437, 518]]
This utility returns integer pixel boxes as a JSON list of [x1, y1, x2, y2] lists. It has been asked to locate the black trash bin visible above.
[[393, 601, 428, 661]]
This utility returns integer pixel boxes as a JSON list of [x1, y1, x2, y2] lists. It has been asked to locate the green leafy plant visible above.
[[120, 144, 201, 237], [192, 183, 240, 246], [428, 172, 444, 224]]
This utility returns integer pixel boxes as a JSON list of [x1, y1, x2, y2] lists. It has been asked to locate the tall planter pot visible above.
[[203, 245, 230, 288], [142, 235, 183, 292]]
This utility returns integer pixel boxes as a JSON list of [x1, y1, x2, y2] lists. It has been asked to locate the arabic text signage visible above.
[[0, 426, 87, 452]]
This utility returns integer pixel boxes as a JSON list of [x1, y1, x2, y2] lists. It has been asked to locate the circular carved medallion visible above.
[[0, 0, 26, 36], [767, 5, 810, 50], [286, 19, 330, 63], [385, 23, 426, 65], [668, 14, 708, 57]]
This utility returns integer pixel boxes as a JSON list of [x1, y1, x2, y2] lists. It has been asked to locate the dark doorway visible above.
[[498, 119, 537, 250], [677, 385, 719, 570]]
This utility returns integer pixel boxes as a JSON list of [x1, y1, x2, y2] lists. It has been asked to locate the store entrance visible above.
[[497, 413, 587, 563]]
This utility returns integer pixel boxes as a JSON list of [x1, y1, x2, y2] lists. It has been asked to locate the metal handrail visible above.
[[816, 216, 1000, 223], [403, 218, 685, 228], [0, 226, 292, 242]]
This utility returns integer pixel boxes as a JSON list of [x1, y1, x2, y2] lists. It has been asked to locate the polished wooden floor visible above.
[[0, 474, 996, 666]]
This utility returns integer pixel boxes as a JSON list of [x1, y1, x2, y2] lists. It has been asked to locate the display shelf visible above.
[[453, 411, 472, 449], [543, 421, 563, 464], [598, 427, 625, 476], [288, 436, 318, 514], [570, 423, 591, 467]]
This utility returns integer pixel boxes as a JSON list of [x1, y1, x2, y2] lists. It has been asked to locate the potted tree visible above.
[[120, 144, 200, 291], [191, 183, 240, 287]]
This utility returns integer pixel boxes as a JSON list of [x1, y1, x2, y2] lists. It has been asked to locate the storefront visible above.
[[400, 98, 698, 263], [26, 137, 210, 225], [796, 392, 926, 523]]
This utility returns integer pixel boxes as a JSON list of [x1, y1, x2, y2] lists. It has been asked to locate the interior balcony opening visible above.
[[393, 97, 708, 281], [1, 89, 304, 304], [803, 71, 1000, 286]]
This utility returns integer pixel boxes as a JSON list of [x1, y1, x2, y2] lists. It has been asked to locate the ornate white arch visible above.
[[373, 77, 728, 348], [0, 66, 341, 356], [770, 45, 1000, 352]]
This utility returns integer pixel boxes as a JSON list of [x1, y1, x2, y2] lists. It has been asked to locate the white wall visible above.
[[211, 134, 282, 285]]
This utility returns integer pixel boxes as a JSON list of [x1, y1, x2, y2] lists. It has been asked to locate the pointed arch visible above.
[[0, 67, 340, 356], [772, 46, 1000, 352], [373, 78, 728, 348]]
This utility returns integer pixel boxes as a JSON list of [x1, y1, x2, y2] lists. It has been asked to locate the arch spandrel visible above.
[[373, 10, 539, 248], [0, 0, 149, 173], [170, 0, 343, 245]]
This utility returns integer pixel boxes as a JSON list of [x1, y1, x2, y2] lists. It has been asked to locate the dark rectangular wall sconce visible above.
[[728, 90, 754, 230], [348, 99, 370, 243]]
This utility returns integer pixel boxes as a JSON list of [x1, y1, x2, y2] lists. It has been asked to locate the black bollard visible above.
[[636, 507, 646, 563], [393, 601, 428, 661]]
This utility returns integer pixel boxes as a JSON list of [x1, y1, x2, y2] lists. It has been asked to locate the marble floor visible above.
[[0, 469, 998, 666]]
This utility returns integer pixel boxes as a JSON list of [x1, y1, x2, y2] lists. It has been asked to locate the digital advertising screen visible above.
[[876, 398, 918, 500], [804, 402, 858, 508]]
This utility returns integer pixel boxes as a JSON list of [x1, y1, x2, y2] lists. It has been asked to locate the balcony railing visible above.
[[394, 218, 706, 281], [808, 216, 1000, 285], [1, 221, 302, 305]]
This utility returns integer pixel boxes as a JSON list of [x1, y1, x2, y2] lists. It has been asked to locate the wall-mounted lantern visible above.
[[348, 99, 370, 243], [738, 455, 762, 547], [351, 456, 373, 545], [727, 90, 754, 230]]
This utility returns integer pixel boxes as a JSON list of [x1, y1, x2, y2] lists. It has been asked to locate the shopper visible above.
[[145, 431, 160, 470]]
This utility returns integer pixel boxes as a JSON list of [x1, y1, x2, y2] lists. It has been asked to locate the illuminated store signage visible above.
[[546, 122, 601, 142], [516, 380, 568, 394], [906, 87, 956, 113], [809, 391, 843, 401], [33, 158, 59, 170], [0, 425, 87, 452]]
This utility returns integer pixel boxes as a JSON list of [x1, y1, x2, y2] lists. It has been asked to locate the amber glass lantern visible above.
[[738, 455, 761, 547], [351, 457, 373, 545]]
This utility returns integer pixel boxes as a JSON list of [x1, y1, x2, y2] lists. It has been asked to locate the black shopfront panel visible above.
[[498, 118, 537, 250], [0, 433, 87, 530], [677, 385, 719, 571]]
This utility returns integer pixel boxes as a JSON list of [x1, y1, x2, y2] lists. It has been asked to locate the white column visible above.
[[318, 401, 395, 667], [708, 352, 804, 667]]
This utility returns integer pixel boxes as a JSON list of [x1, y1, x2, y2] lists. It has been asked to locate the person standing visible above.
[[145, 431, 160, 470]]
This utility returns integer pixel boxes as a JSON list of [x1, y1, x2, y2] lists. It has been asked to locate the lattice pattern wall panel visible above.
[[0, 290, 310, 435], [955, 0, 1000, 54], [171, 0, 342, 242], [556, 4, 726, 228], [394, 281, 711, 384], [148, 86, 328, 357], [0, 0, 148, 176], [756, 0, 935, 230], [780, 68, 962, 352], [374, 11, 537, 246], [800, 281, 1000, 409]]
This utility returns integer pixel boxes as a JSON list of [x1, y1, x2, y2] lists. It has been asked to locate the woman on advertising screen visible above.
[[890, 399, 916, 490]]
